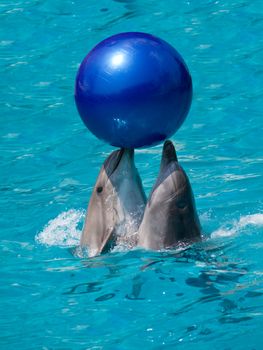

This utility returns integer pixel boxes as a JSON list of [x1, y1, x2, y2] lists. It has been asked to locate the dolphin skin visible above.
[[81, 148, 146, 257], [138, 140, 201, 250]]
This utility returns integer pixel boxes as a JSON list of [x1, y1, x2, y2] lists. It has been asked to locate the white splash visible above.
[[211, 213, 263, 238], [36, 209, 84, 247], [239, 214, 263, 226]]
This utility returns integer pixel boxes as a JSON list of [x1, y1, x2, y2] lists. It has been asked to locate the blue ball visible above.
[[75, 32, 192, 148]]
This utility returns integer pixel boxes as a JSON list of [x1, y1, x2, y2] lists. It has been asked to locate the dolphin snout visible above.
[[122, 148, 134, 160], [163, 140, 177, 160], [104, 148, 134, 177], [160, 140, 178, 171]]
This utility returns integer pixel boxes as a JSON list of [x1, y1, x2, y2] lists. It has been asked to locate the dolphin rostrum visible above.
[[138, 140, 201, 250], [81, 148, 146, 257]]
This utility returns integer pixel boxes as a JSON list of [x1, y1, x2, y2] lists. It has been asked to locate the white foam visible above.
[[239, 214, 263, 226], [36, 209, 84, 247], [211, 213, 263, 238], [220, 173, 260, 181], [36, 210, 263, 249]]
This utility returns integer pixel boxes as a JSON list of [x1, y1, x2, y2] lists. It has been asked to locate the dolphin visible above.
[[81, 148, 146, 257], [138, 140, 201, 250]]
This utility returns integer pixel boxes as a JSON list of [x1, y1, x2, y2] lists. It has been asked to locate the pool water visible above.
[[1, 0, 263, 348]]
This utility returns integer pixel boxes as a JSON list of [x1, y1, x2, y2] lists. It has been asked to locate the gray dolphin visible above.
[[138, 140, 201, 250], [81, 148, 146, 257]]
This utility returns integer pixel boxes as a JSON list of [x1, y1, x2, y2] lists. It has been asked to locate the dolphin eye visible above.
[[96, 186, 103, 194], [177, 200, 186, 209]]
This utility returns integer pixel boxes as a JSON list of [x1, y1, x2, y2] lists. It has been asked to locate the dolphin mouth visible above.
[[104, 148, 134, 177]]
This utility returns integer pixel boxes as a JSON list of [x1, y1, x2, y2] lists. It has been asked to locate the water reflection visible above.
[[63, 281, 102, 295], [66, 240, 261, 330]]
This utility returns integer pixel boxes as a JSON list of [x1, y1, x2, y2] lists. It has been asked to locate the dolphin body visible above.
[[81, 148, 146, 257], [138, 140, 201, 250]]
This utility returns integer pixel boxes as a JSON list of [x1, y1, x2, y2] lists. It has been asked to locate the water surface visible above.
[[1, 0, 263, 349]]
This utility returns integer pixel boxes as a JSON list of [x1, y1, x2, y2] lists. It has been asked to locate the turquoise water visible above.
[[1, 0, 263, 348]]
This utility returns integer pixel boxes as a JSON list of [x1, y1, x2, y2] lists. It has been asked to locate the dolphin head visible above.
[[81, 148, 146, 257], [138, 140, 201, 250]]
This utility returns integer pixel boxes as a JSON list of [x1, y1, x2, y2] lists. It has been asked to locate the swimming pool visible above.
[[1, 0, 263, 348]]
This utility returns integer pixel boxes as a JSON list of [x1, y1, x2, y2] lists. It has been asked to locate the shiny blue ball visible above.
[[75, 32, 192, 148]]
